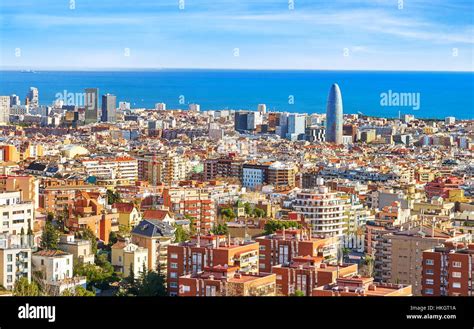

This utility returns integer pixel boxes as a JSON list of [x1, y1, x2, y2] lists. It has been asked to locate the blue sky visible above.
[[0, 0, 473, 71]]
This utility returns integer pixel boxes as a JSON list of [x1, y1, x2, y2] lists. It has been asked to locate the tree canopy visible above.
[[13, 277, 41, 296], [264, 220, 301, 235], [40, 221, 60, 250]]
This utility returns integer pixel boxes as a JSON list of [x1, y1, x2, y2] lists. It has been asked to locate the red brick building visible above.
[[422, 242, 474, 296], [178, 265, 276, 296], [272, 256, 358, 296], [167, 235, 259, 296], [256, 229, 339, 273]]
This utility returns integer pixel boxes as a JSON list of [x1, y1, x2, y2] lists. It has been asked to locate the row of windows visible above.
[[425, 259, 463, 268]]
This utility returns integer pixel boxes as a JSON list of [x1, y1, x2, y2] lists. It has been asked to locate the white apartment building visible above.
[[0, 234, 32, 290], [0, 191, 34, 236], [293, 186, 346, 238], [32, 249, 86, 294], [82, 157, 138, 180]]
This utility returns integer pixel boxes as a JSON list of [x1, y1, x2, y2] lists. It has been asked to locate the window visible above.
[[452, 282, 461, 289], [118, 256, 122, 262], [170, 263, 178, 269], [205, 285, 216, 296], [169, 282, 178, 288], [425, 259, 434, 265], [170, 272, 177, 279], [170, 253, 178, 259], [7, 275, 12, 283], [7, 254, 12, 262], [7, 265, 12, 272], [41, 260, 44, 265], [425, 269, 434, 275], [259, 245, 266, 251], [452, 272, 461, 278], [452, 261, 462, 268], [425, 279, 434, 285], [424, 288, 433, 295]]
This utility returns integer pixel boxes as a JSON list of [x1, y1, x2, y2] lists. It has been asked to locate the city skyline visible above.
[[0, 0, 473, 72]]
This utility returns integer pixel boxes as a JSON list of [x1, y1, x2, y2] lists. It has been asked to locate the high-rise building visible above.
[[188, 103, 200, 112], [0, 97, 10, 125], [84, 88, 99, 124], [286, 113, 306, 140], [234, 111, 261, 132], [258, 104, 267, 114], [9, 95, 20, 106], [26, 87, 38, 108], [155, 102, 166, 111], [101, 94, 117, 122], [383, 227, 469, 295], [325, 83, 343, 144], [293, 184, 346, 238]]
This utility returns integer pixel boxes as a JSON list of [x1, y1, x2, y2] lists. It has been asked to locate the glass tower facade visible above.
[[325, 83, 343, 144]]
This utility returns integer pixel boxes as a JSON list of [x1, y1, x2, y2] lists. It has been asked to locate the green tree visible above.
[[107, 189, 121, 205], [79, 227, 98, 254], [121, 265, 166, 296], [253, 208, 266, 218], [108, 231, 118, 246], [174, 224, 190, 242], [40, 221, 60, 250], [291, 290, 305, 297], [211, 223, 228, 235], [264, 220, 301, 235], [244, 202, 252, 216], [75, 260, 116, 290], [118, 224, 131, 236], [184, 215, 197, 235], [61, 286, 95, 296], [13, 277, 41, 296], [220, 208, 236, 220]]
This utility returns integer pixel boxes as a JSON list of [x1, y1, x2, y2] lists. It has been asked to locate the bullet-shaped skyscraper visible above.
[[325, 83, 343, 144]]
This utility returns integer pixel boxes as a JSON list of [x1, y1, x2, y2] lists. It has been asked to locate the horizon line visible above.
[[0, 66, 473, 73]]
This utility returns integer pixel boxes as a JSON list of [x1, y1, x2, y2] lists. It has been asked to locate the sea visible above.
[[0, 69, 473, 119]]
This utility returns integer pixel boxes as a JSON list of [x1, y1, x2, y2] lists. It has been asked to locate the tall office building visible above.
[[10, 95, 20, 106], [101, 94, 117, 123], [286, 113, 306, 140], [325, 83, 343, 144], [0, 96, 10, 125], [26, 87, 38, 108], [84, 88, 99, 124]]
